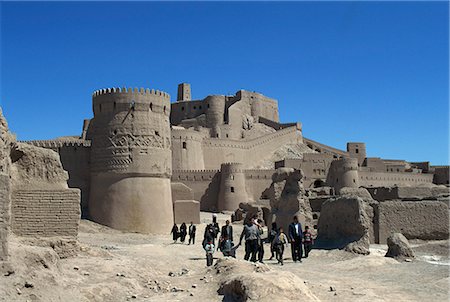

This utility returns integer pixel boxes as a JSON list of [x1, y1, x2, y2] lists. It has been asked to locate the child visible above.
[[204, 241, 215, 266], [203, 224, 216, 266], [303, 226, 314, 258], [219, 235, 235, 258], [269, 222, 278, 260], [274, 227, 287, 265]]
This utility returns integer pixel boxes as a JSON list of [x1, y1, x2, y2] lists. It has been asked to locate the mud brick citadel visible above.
[[1, 82, 448, 261]]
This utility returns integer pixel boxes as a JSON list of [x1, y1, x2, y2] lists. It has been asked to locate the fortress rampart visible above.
[[303, 137, 349, 158], [202, 126, 301, 169], [16, 82, 446, 236]]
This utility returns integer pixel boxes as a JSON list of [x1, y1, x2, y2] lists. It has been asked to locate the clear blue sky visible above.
[[1, 1, 448, 165]]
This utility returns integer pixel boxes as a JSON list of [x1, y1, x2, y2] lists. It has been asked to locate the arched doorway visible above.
[[313, 179, 325, 188]]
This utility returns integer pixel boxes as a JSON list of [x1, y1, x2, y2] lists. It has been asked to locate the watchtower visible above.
[[218, 162, 248, 211], [327, 157, 359, 193], [347, 142, 366, 166], [88, 87, 173, 234], [177, 83, 191, 102]]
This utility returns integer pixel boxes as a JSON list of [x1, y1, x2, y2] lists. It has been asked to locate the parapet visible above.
[[92, 87, 170, 99], [92, 87, 171, 117], [220, 162, 245, 174], [334, 157, 359, 172]]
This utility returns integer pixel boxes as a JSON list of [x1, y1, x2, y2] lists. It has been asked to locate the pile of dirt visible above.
[[214, 258, 319, 301]]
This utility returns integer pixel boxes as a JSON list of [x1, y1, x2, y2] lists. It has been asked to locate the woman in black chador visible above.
[[171, 224, 179, 243], [180, 222, 187, 243]]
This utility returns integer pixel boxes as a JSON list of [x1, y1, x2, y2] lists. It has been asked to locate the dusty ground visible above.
[[1, 212, 449, 302]]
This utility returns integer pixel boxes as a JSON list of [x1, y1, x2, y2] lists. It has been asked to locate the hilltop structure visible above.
[[21, 83, 448, 237]]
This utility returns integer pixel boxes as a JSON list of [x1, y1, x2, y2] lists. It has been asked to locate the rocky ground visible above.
[[1, 212, 449, 302]]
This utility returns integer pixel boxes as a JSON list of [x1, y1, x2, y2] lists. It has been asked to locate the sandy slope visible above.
[[1, 213, 449, 302]]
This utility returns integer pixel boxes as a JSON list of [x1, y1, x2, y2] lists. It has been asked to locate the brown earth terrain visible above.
[[1, 213, 449, 302]]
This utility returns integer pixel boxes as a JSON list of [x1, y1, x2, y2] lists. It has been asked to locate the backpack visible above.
[[270, 229, 277, 240], [273, 234, 281, 245], [204, 243, 215, 254]]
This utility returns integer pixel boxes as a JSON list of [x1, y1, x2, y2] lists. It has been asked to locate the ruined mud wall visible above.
[[0, 175, 9, 261], [25, 139, 91, 218], [9, 142, 81, 237], [374, 201, 449, 243], [432, 166, 449, 185], [0, 108, 13, 261], [366, 186, 449, 202], [316, 197, 373, 254], [11, 189, 80, 236], [269, 168, 313, 233]]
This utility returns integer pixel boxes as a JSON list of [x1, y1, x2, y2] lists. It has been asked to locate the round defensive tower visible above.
[[327, 157, 359, 193], [205, 95, 225, 138], [218, 163, 248, 211], [88, 87, 173, 234], [171, 128, 205, 170]]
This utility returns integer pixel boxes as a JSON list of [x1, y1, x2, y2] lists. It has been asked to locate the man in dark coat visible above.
[[221, 220, 233, 243], [188, 221, 196, 245], [288, 216, 303, 262], [212, 214, 220, 239]]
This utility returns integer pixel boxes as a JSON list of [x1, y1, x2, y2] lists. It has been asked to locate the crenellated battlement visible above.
[[221, 162, 245, 173], [23, 139, 91, 149], [92, 86, 171, 117], [92, 87, 170, 99]]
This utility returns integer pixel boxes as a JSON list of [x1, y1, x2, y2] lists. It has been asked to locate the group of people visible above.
[[239, 216, 265, 263], [268, 215, 314, 265], [170, 222, 197, 245], [174, 214, 315, 267], [202, 215, 237, 266]]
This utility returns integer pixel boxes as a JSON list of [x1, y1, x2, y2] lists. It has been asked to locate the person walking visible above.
[[170, 224, 179, 243], [274, 227, 288, 265], [203, 224, 216, 266], [239, 216, 259, 262], [180, 222, 187, 243], [303, 225, 314, 258], [288, 216, 303, 262], [219, 235, 235, 257], [268, 222, 278, 260], [256, 219, 265, 263], [188, 222, 196, 245], [221, 220, 234, 243], [212, 214, 220, 240]]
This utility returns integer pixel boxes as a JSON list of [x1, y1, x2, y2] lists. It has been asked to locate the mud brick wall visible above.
[[11, 189, 80, 237], [374, 201, 449, 243]]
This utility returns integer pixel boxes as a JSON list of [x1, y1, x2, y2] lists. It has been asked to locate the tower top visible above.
[[177, 83, 191, 102]]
